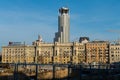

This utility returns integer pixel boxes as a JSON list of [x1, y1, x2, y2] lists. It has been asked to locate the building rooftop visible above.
[[59, 7, 69, 14], [89, 40, 109, 43], [8, 42, 25, 46]]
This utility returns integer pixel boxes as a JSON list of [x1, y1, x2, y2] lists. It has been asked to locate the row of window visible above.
[[4, 51, 24, 54], [3, 48, 25, 51], [111, 51, 120, 53], [111, 48, 120, 50]]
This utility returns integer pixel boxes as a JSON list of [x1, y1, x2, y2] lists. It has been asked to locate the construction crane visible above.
[[107, 30, 120, 44], [108, 30, 120, 33]]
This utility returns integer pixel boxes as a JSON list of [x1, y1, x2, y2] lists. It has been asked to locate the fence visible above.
[[0, 63, 120, 80]]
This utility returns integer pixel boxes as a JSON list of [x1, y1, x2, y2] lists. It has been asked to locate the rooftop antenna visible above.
[[107, 30, 120, 44], [62, 0, 69, 8]]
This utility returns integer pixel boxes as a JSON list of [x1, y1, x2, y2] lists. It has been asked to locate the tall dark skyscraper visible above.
[[54, 7, 70, 43]]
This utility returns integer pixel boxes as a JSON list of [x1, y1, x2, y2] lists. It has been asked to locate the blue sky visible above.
[[0, 0, 120, 47]]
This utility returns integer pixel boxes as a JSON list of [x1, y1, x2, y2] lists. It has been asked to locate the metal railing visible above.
[[0, 63, 120, 80]]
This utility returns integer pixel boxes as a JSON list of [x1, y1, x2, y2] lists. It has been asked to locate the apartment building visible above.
[[85, 41, 109, 64], [2, 42, 35, 63], [109, 43, 120, 63], [33, 39, 85, 64], [2, 39, 85, 64]]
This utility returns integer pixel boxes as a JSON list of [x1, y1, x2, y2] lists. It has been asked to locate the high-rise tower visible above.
[[54, 7, 70, 43]]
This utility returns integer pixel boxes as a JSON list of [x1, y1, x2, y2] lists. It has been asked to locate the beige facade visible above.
[[33, 40, 85, 64], [109, 44, 120, 63], [2, 45, 35, 63], [3, 40, 114, 64], [2, 41, 85, 64], [85, 41, 109, 64]]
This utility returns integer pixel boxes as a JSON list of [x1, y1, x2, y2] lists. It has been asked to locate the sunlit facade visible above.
[[2, 37, 85, 64], [2, 43, 35, 63], [85, 41, 109, 64], [109, 43, 120, 63]]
